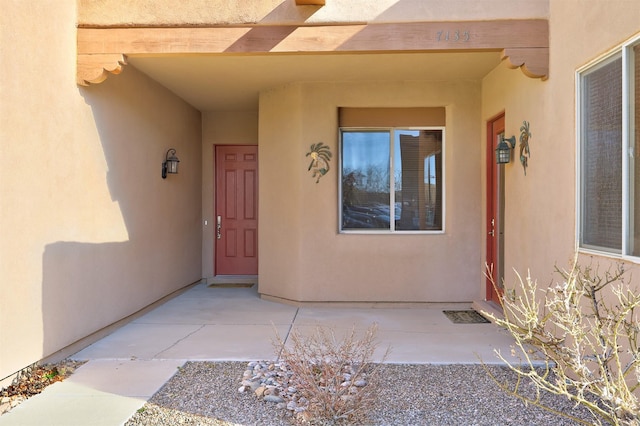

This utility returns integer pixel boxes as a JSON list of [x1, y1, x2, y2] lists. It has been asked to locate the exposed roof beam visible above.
[[77, 20, 548, 86]]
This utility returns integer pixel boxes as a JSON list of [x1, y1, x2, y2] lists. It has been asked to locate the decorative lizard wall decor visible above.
[[519, 121, 531, 175]]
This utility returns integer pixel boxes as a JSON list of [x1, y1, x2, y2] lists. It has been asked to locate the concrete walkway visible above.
[[0, 282, 517, 426]]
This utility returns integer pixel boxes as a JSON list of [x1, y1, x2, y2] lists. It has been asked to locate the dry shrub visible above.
[[274, 323, 389, 425], [483, 258, 640, 426]]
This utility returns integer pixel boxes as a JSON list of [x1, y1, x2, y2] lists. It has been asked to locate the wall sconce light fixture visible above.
[[495, 135, 516, 164], [161, 148, 180, 179]]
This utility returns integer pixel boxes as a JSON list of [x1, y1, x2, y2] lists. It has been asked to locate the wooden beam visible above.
[[501, 48, 549, 81], [78, 20, 548, 54], [77, 53, 127, 86], [296, 0, 325, 4], [77, 19, 548, 85]]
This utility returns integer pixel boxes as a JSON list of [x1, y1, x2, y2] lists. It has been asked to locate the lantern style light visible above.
[[495, 135, 516, 164], [162, 148, 180, 179]]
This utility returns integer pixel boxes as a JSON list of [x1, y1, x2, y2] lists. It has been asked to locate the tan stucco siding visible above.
[[482, 61, 565, 287], [550, 0, 640, 277], [258, 84, 306, 301], [482, 0, 640, 292], [259, 80, 483, 302], [78, 0, 548, 26], [1, 1, 202, 380]]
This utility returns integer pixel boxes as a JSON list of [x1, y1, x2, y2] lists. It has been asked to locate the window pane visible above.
[[632, 45, 640, 256], [342, 131, 391, 229], [395, 130, 443, 230], [581, 57, 623, 251]]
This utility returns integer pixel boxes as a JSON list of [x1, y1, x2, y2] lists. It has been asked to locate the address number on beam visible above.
[[436, 30, 471, 42]]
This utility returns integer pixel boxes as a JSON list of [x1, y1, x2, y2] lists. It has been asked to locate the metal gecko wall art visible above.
[[519, 121, 531, 175], [306, 142, 332, 183]]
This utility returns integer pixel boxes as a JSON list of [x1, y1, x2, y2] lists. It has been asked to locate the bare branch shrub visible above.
[[483, 258, 640, 425], [274, 324, 389, 425]]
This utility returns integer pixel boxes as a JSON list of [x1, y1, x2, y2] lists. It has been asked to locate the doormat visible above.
[[443, 310, 490, 324], [208, 283, 254, 288]]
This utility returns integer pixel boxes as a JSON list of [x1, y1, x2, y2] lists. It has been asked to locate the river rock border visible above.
[[238, 360, 368, 420]]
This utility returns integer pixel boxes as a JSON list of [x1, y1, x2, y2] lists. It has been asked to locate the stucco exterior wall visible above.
[[259, 80, 483, 302], [482, 0, 640, 292], [1, 1, 202, 381], [482, 61, 567, 287], [551, 0, 640, 278], [202, 111, 258, 279], [78, 0, 548, 26], [5, 0, 639, 386], [259, 84, 306, 301]]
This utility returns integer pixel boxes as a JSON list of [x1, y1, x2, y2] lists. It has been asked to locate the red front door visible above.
[[486, 114, 505, 304], [215, 145, 258, 275]]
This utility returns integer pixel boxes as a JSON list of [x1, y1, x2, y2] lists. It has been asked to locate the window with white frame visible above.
[[578, 35, 640, 256], [340, 128, 444, 232]]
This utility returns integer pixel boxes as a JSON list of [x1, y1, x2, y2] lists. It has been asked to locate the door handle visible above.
[[488, 218, 495, 236], [216, 216, 222, 240]]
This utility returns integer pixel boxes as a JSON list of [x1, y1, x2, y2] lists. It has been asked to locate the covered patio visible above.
[[0, 283, 518, 425]]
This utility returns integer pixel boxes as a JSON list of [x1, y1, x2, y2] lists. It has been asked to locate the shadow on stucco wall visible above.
[[41, 65, 202, 360]]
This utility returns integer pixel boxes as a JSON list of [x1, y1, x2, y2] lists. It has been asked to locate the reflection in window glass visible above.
[[395, 130, 443, 231], [341, 128, 444, 232], [342, 131, 390, 229]]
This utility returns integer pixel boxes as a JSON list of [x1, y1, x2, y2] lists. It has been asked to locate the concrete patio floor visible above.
[[0, 282, 518, 426]]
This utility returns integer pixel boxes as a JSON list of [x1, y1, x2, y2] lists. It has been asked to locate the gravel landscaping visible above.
[[126, 361, 594, 425]]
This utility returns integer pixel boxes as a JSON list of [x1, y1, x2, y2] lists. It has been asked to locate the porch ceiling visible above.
[[126, 51, 502, 111]]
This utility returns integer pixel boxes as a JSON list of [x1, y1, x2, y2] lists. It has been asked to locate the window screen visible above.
[[580, 57, 623, 252]]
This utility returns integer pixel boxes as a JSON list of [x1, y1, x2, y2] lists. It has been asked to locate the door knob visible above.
[[216, 216, 222, 240]]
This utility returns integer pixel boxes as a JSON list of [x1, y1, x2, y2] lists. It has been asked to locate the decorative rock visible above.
[[240, 359, 371, 416], [255, 386, 266, 397], [264, 395, 284, 403]]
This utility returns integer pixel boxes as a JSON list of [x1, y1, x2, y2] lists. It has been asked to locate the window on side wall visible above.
[[578, 35, 640, 256], [340, 127, 445, 233]]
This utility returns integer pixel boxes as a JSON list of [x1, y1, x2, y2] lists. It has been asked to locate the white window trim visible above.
[[576, 33, 640, 261], [339, 126, 446, 235]]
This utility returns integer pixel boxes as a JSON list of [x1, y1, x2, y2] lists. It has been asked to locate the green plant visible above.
[[43, 368, 59, 381], [483, 259, 640, 425], [274, 324, 388, 425]]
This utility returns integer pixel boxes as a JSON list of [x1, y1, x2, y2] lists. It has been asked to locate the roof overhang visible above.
[[77, 20, 548, 110]]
